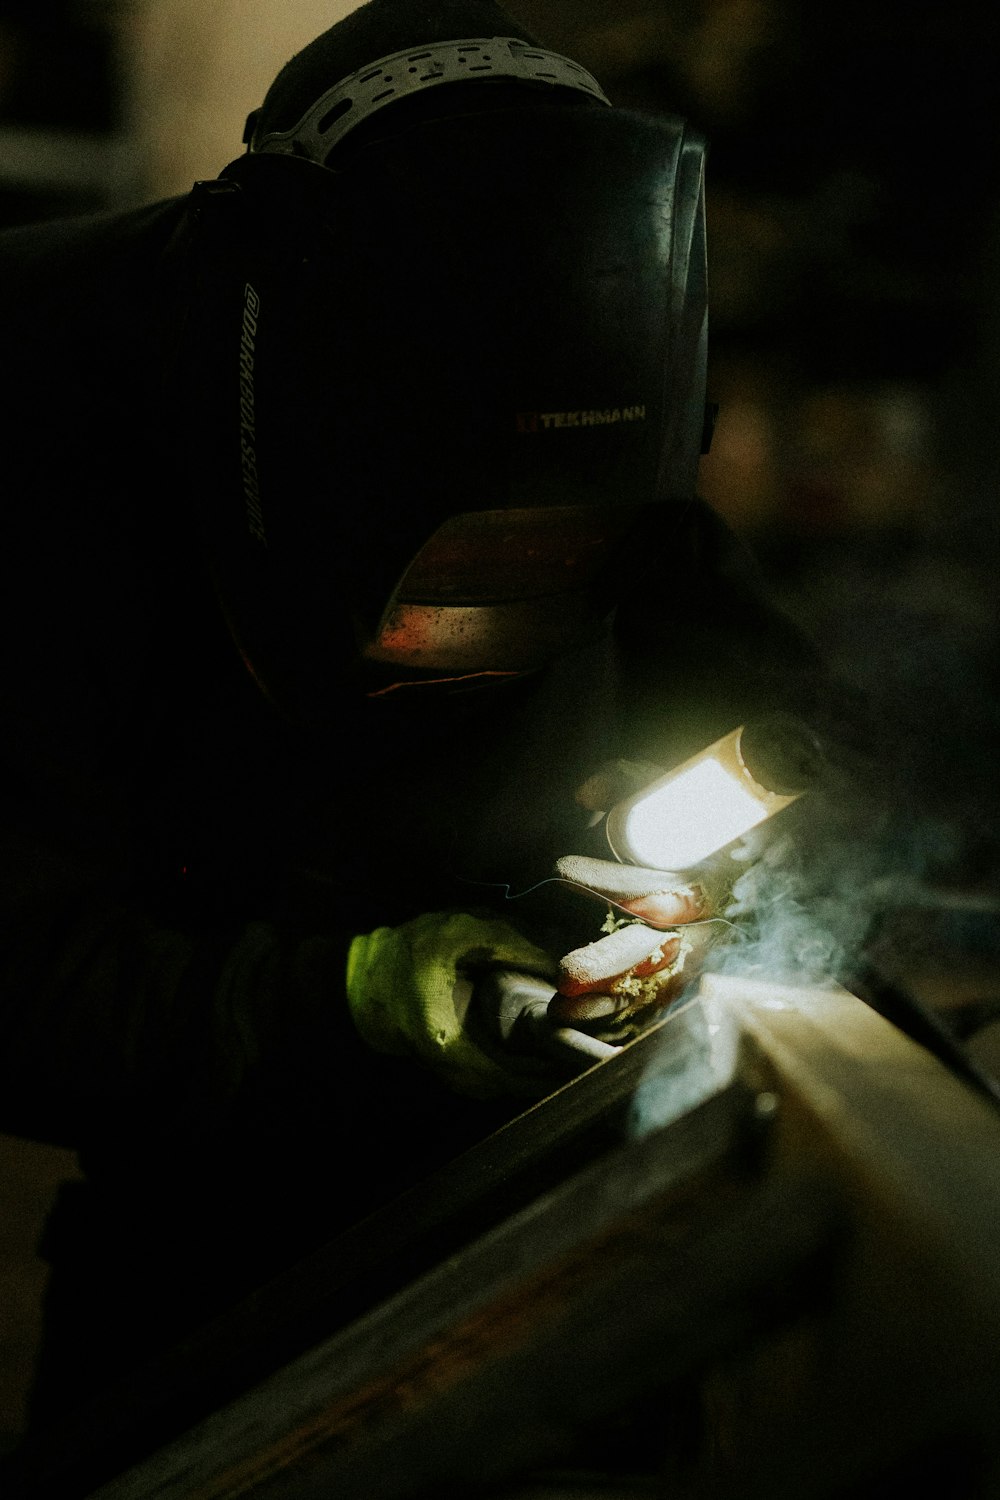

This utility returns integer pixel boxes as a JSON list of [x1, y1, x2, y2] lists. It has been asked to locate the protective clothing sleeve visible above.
[[346, 910, 558, 1099], [0, 837, 356, 1152]]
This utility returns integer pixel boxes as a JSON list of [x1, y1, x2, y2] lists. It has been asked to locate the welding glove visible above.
[[346, 910, 611, 1101], [548, 760, 725, 1044]]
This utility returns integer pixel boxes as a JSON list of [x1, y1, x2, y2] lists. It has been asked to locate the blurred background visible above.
[[1, 0, 999, 1458]]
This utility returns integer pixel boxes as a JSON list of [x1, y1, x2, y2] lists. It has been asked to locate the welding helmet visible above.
[[173, 0, 710, 720]]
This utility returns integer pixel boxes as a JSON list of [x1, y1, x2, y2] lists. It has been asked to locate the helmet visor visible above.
[[363, 503, 648, 672]]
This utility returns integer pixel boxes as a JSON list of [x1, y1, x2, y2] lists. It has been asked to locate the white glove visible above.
[[548, 760, 724, 1042], [549, 854, 714, 1039]]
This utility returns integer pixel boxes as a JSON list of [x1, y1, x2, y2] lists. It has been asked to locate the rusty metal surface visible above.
[[88, 1085, 839, 1499], [3, 1000, 738, 1497], [9, 979, 1000, 1499]]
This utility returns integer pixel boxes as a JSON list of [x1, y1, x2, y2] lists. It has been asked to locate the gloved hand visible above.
[[346, 910, 611, 1101], [548, 855, 716, 1042], [548, 759, 726, 1043]]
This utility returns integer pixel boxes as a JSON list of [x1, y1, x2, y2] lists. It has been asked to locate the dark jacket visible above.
[[0, 193, 832, 1413]]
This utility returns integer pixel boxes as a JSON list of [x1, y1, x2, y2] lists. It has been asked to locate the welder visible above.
[[0, 0, 843, 1428]]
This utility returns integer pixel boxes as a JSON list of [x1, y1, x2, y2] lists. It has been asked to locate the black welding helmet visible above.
[[173, 0, 709, 720]]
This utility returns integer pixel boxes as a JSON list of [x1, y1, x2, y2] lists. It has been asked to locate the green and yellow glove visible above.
[[346, 910, 562, 1100]]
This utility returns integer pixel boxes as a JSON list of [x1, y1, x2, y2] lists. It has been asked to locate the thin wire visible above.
[[453, 874, 744, 932]]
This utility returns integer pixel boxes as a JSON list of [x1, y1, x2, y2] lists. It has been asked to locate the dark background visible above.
[[2, 0, 999, 1456]]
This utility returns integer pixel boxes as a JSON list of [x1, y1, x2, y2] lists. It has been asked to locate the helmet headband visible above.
[[249, 36, 610, 161]]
